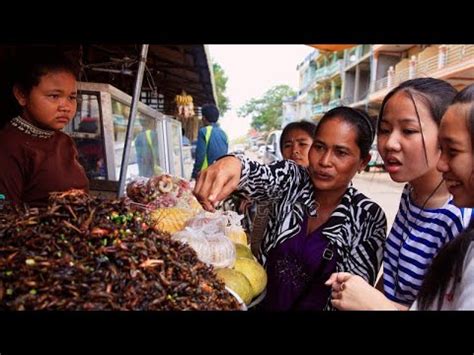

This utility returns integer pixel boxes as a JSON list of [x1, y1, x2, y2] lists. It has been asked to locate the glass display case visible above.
[[111, 98, 166, 181], [162, 116, 184, 177], [68, 92, 107, 180], [66, 82, 185, 196]]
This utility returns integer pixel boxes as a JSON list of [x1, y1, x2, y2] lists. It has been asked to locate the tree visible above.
[[238, 85, 296, 132], [212, 62, 230, 114]]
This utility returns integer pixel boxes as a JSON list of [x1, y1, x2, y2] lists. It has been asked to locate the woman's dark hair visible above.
[[315, 106, 374, 158], [417, 84, 474, 310], [0, 47, 78, 128], [378, 78, 457, 165], [279, 120, 317, 154]]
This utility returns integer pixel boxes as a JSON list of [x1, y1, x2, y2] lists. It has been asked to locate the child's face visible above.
[[281, 128, 313, 167], [377, 91, 440, 183], [15, 70, 77, 131], [438, 105, 474, 207]]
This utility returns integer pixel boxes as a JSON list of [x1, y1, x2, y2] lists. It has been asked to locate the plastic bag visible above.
[[221, 211, 248, 246], [185, 211, 226, 233], [172, 227, 236, 268], [185, 210, 248, 245], [125, 173, 203, 212]]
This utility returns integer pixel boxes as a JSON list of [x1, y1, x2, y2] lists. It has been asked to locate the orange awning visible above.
[[308, 44, 356, 52]]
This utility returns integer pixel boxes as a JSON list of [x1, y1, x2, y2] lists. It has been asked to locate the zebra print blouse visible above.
[[234, 154, 387, 286]]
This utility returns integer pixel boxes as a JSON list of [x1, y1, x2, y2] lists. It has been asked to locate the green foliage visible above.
[[238, 85, 296, 132], [212, 62, 230, 114]]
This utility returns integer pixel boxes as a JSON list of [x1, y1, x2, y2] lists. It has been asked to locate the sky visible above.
[[207, 45, 314, 141]]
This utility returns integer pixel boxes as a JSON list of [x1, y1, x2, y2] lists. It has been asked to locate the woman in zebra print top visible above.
[[194, 107, 387, 310]]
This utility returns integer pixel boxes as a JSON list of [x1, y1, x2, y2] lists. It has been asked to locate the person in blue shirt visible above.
[[191, 104, 228, 179]]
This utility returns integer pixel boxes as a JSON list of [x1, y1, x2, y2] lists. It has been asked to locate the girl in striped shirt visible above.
[[326, 78, 473, 310]]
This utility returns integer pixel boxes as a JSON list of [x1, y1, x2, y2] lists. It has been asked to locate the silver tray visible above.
[[225, 286, 247, 311]]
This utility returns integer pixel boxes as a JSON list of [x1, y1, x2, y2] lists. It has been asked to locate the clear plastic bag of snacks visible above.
[[171, 227, 236, 268]]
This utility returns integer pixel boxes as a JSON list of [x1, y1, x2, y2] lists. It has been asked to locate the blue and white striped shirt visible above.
[[383, 184, 473, 306]]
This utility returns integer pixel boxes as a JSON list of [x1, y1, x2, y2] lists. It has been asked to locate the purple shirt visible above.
[[262, 216, 337, 311]]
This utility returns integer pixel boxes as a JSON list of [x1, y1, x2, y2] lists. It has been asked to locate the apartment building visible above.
[[286, 44, 474, 123], [368, 44, 474, 115]]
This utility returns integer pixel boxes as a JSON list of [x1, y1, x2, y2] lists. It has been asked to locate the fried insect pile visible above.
[[0, 191, 240, 310]]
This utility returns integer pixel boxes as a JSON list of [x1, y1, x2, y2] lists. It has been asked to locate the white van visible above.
[[365, 143, 385, 172], [263, 130, 283, 164]]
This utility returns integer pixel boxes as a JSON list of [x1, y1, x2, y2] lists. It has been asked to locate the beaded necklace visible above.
[[11, 116, 55, 139]]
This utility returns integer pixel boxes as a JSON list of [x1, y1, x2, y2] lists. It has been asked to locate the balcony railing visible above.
[[314, 60, 343, 81], [446, 45, 474, 65], [345, 45, 370, 68], [361, 45, 371, 57], [394, 67, 410, 85], [374, 76, 388, 91], [327, 98, 341, 110], [346, 47, 358, 63], [416, 52, 439, 76], [371, 45, 474, 95], [312, 103, 324, 115], [327, 60, 343, 77], [314, 66, 328, 80], [312, 98, 342, 116]]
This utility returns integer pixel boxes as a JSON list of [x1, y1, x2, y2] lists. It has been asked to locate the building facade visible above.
[[285, 44, 474, 123]]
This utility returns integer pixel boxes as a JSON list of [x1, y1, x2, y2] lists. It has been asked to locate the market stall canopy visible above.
[[0, 44, 217, 115], [308, 44, 356, 51]]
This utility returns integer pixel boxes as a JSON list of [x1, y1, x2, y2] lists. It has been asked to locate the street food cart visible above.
[[0, 44, 265, 312], [64, 81, 187, 196], [0, 44, 216, 196]]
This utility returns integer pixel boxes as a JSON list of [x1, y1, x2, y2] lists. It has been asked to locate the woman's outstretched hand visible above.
[[193, 156, 242, 212]]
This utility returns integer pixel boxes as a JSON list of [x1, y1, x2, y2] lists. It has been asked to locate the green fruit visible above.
[[215, 268, 253, 305], [233, 257, 267, 298], [234, 243, 254, 259]]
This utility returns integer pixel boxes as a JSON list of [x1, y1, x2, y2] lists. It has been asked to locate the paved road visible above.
[[352, 171, 404, 231]]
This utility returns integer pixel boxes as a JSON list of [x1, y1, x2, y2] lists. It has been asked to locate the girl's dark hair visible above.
[[279, 120, 317, 154], [451, 83, 474, 148], [417, 223, 474, 310], [378, 78, 457, 165], [417, 84, 474, 310], [0, 47, 78, 128], [315, 106, 374, 158]]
